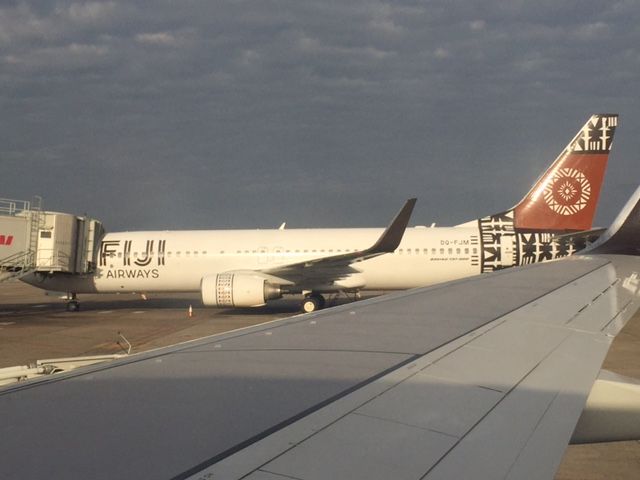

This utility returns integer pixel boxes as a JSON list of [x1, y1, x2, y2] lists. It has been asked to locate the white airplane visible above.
[[23, 114, 619, 312]]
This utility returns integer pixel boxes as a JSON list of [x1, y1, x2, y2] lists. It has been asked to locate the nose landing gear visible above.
[[66, 293, 80, 312]]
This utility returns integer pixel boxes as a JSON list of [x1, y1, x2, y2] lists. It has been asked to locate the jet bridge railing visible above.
[[34, 249, 72, 272], [0, 250, 34, 269], [0, 198, 32, 216]]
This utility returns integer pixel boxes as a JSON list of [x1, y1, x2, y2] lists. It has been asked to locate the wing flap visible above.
[[260, 413, 456, 480], [504, 333, 611, 480], [424, 330, 611, 480]]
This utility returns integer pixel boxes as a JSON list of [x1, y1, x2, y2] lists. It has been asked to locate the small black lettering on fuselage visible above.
[[440, 239, 470, 246]]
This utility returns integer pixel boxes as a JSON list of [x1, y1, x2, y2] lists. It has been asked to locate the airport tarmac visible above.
[[1, 280, 639, 479]]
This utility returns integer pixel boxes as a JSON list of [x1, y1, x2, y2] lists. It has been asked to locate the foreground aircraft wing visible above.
[[4, 190, 640, 479], [262, 198, 416, 285]]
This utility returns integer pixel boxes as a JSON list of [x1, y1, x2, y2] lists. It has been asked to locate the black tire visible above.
[[66, 301, 80, 312]]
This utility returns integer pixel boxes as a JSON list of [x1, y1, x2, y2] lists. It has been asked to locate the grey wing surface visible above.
[[3, 190, 640, 480]]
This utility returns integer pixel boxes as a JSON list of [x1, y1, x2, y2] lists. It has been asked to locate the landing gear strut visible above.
[[302, 294, 325, 313], [66, 293, 80, 312]]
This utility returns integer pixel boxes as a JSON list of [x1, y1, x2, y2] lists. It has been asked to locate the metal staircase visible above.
[[27, 196, 43, 265], [0, 251, 35, 281]]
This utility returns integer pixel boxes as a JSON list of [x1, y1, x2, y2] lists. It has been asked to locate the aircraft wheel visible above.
[[302, 295, 322, 313], [66, 300, 80, 312]]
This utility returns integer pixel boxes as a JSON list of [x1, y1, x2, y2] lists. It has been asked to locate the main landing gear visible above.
[[301, 294, 326, 313], [66, 293, 80, 312]]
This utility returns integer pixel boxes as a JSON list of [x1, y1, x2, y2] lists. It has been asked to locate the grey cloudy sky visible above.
[[1, 0, 639, 231]]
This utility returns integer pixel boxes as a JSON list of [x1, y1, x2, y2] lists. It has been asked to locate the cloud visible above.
[[0, 1, 638, 230], [135, 32, 179, 46], [571, 21, 609, 40], [4, 42, 111, 72], [434, 47, 450, 59], [0, 1, 123, 47], [367, 3, 408, 35], [62, 1, 118, 24], [469, 19, 486, 31], [296, 34, 393, 60]]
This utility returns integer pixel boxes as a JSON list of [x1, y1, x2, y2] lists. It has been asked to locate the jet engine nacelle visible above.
[[201, 272, 282, 307]]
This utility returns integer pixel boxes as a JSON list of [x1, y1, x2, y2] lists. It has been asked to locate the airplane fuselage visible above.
[[24, 223, 576, 295]]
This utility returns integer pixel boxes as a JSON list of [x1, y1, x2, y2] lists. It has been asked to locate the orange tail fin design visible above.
[[513, 114, 618, 231]]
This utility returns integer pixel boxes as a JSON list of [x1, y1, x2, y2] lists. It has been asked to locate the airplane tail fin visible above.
[[511, 114, 618, 232]]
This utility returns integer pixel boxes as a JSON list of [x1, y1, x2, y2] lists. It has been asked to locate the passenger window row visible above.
[[108, 247, 478, 258], [395, 247, 477, 255]]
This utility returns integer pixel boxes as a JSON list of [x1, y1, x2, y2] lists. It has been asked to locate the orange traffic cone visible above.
[[188, 305, 193, 318]]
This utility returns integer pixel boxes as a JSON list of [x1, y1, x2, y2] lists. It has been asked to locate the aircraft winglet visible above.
[[366, 198, 417, 254], [584, 185, 640, 256]]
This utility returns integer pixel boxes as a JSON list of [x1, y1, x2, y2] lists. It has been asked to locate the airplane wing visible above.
[[261, 198, 416, 286], [3, 190, 640, 480]]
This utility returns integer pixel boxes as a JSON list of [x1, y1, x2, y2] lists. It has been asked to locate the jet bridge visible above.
[[0, 197, 104, 282]]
